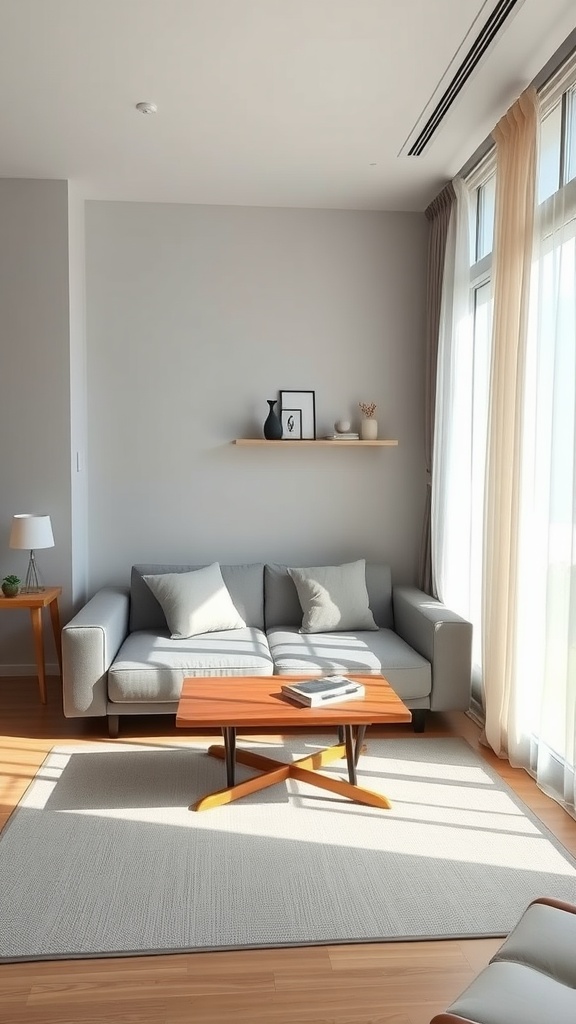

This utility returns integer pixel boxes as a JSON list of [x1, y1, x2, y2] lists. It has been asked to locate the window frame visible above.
[[465, 148, 496, 284], [538, 48, 576, 199]]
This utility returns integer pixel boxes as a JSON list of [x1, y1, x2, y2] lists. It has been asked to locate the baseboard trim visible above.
[[0, 663, 59, 677]]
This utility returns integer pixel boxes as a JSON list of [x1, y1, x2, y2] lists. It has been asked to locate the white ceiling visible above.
[[1, 0, 575, 212]]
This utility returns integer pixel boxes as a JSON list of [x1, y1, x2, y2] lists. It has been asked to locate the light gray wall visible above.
[[0, 179, 73, 671], [85, 202, 427, 591]]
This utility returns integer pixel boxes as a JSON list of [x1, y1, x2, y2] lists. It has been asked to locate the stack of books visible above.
[[280, 675, 365, 707], [324, 432, 360, 440]]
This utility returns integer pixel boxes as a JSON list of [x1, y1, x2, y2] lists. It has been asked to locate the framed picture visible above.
[[279, 390, 316, 439], [281, 408, 302, 439]]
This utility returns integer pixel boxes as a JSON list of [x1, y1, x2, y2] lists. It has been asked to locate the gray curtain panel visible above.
[[419, 181, 456, 595]]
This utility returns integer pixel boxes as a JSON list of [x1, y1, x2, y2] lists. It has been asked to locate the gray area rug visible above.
[[2, 736, 576, 962]]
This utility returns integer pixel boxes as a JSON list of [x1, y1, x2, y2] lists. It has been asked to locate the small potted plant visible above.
[[2, 574, 21, 598]]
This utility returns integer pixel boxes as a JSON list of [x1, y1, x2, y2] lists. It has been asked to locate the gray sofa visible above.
[[62, 561, 472, 737]]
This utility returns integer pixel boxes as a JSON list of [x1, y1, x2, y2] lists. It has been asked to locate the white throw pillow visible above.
[[143, 563, 246, 639], [288, 559, 378, 633]]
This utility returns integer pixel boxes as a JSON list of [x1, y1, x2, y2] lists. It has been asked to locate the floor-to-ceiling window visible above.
[[435, 50, 576, 814], [514, 57, 576, 808]]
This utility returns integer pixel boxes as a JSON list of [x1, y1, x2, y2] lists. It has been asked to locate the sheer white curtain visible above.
[[482, 88, 537, 757], [432, 179, 483, 664], [513, 178, 576, 815]]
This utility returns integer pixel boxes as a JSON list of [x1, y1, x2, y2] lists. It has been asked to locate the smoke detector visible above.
[[135, 102, 157, 115]]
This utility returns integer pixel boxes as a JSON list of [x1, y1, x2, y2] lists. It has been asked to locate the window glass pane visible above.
[[476, 175, 495, 260], [538, 101, 562, 203], [565, 87, 576, 186]]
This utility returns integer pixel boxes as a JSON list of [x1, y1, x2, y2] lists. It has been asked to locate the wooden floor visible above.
[[2, 676, 576, 1024]]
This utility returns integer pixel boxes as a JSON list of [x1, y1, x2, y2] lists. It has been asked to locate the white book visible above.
[[281, 676, 365, 707], [324, 433, 360, 440], [283, 685, 365, 708], [281, 675, 357, 696]]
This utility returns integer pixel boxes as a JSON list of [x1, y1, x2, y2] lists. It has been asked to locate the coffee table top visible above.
[[176, 674, 412, 729]]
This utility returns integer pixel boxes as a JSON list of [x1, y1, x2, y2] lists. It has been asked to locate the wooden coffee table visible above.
[[176, 674, 412, 812]]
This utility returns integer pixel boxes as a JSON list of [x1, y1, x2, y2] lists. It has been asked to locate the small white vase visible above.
[[360, 417, 378, 440]]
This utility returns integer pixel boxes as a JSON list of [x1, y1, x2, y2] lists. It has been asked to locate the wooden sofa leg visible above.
[[108, 714, 119, 738], [412, 710, 426, 733]]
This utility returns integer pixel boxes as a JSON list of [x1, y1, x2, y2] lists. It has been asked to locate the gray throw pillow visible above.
[[288, 559, 378, 633], [143, 563, 246, 639]]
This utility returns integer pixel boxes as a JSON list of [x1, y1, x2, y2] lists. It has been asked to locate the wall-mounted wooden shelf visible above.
[[233, 439, 398, 447]]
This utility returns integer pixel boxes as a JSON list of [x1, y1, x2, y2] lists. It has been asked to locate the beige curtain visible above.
[[419, 182, 455, 595], [482, 87, 538, 755]]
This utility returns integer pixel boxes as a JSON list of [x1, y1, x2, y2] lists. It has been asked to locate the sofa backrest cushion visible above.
[[130, 563, 265, 633], [264, 562, 393, 630]]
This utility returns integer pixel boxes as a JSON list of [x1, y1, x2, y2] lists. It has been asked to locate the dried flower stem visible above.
[[359, 401, 376, 418]]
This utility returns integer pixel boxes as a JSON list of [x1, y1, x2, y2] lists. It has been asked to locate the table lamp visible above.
[[9, 513, 54, 592]]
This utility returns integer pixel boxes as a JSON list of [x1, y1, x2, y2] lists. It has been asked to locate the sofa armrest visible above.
[[392, 586, 472, 711], [62, 587, 130, 718]]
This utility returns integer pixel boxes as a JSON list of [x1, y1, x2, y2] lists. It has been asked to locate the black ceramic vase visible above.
[[263, 399, 283, 440]]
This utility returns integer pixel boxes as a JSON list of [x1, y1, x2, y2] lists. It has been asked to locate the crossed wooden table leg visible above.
[[192, 724, 392, 812]]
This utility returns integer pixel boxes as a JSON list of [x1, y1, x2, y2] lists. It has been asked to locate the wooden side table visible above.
[[0, 586, 62, 704]]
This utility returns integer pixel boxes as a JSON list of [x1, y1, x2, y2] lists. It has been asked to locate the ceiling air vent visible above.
[[407, 0, 523, 156]]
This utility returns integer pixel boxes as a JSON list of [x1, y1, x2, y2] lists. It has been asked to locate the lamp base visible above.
[[22, 550, 45, 593]]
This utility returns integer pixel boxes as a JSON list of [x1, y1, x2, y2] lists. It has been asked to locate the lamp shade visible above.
[[9, 514, 54, 550]]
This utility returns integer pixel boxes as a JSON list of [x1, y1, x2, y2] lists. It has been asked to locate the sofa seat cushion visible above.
[[267, 627, 431, 702], [108, 628, 273, 703]]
